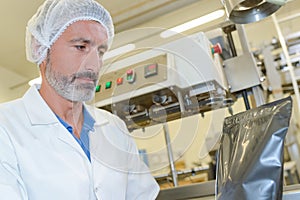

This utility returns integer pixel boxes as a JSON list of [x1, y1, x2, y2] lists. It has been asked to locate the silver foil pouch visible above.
[[216, 97, 292, 200]]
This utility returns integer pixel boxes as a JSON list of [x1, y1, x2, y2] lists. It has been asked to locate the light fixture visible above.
[[28, 76, 41, 86], [160, 9, 225, 38], [221, 0, 287, 24], [103, 43, 136, 60]]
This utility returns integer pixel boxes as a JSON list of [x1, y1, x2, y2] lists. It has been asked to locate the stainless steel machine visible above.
[[94, 32, 232, 130]]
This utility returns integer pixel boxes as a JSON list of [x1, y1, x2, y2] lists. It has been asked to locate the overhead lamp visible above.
[[160, 9, 225, 38], [221, 0, 287, 24], [103, 43, 136, 60]]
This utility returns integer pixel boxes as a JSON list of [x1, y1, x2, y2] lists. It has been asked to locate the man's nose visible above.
[[83, 47, 102, 71]]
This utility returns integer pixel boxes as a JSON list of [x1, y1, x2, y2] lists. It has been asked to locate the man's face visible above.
[[45, 20, 108, 102]]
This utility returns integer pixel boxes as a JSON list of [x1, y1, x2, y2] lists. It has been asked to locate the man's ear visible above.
[[39, 50, 50, 72], [39, 60, 46, 72]]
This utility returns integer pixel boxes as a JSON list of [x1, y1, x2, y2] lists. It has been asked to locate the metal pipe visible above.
[[163, 123, 178, 187], [236, 24, 251, 53], [224, 29, 237, 57], [241, 90, 251, 110], [177, 90, 185, 113], [251, 86, 266, 107]]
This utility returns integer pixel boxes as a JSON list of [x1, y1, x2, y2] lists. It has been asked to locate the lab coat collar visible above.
[[22, 85, 109, 162], [23, 84, 58, 125]]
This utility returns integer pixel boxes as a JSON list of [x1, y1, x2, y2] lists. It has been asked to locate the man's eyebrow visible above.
[[69, 38, 92, 44], [69, 38, 108, 50]]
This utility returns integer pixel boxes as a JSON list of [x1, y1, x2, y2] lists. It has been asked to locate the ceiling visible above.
[[0, 0, 300, 102]]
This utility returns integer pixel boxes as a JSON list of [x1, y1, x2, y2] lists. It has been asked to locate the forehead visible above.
[[60, 20, 108, 43]]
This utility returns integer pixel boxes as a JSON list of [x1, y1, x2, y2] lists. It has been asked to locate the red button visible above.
[[127, 69, 133, 75], [117, 77, 123, 85], [211, 43, 222, 54]]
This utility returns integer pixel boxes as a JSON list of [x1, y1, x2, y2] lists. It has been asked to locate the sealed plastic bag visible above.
[[216, 97, 292, 200]]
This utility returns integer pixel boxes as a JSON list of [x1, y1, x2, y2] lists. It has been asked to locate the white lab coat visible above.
[[0, 85, 159, 200]]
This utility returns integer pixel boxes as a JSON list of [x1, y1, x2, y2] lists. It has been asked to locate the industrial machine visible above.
[[92, 2, 300, 195], [94, 32, 232, 130]]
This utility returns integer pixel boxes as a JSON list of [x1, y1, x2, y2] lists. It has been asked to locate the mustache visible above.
[[71, 71, 99, 83]]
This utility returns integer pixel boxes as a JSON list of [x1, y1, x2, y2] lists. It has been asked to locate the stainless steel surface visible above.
[[222, 0, 282, 24], [154, 165, 210, 180], [251, 85, 266, 107], [223, 52, 261, 93], [156, 180, 300, 200]]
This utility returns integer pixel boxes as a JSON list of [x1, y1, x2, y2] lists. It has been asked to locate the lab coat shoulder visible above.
[[0, 99, 29, 199], [0, 98, 33, 146], [0, 98, 27, 126], [0, 88, 95, 200]]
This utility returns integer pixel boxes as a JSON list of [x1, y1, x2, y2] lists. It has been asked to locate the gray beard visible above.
[[45, 60, 98, 102]]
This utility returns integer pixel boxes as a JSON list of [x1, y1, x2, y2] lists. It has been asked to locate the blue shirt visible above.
[[56, 107, 95, 161]]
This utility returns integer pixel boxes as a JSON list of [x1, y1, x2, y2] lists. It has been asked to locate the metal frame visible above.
[[156, 181, 300, 200]]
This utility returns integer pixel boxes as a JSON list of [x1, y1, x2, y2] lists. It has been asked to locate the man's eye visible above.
[[75, 45, 86, 50]]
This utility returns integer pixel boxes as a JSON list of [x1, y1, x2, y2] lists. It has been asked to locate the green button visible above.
[[105, 81, 112, 89], [127, 75, 133, 81], [95, 85, 101, 92]]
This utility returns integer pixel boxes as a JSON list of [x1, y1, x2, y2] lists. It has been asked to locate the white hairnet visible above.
[[26, 0, 114, 65]]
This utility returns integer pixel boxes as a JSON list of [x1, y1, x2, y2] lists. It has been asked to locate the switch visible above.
[[144, 64, 158, 78], [126, 69, 135, 83], [105, 81, 112, 89]]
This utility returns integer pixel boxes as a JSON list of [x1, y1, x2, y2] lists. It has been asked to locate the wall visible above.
[[0, 65, 30, 102]]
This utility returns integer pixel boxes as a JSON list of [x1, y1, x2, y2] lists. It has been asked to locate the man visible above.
[[0, 0, 159, 199]]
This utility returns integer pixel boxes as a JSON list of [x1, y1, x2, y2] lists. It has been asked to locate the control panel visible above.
[[95, 54, 167, 103]]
